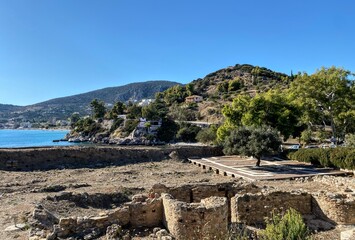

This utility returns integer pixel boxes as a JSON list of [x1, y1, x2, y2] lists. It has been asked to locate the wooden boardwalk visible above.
[[188, 156, 350, 181]]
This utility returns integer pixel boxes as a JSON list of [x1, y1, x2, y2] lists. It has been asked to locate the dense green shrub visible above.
[[288, 148, 354, 170], [345, 150, 355, 170], [260, 208, 310, 240], [317, 148, 333, 167], [74, 117, 103, 135], [345, 133, 355, 147], [288, 149, 321, 165], [176, 124, 201, 142], [196, 125, 218, 144], [156, 118, 179, 142]]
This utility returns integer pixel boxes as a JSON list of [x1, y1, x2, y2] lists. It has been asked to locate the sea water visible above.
[[0, 129, 76, 148]]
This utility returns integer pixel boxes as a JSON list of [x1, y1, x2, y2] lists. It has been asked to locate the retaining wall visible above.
[[0, 145, 223, 170], [231, 191, 313, 226]]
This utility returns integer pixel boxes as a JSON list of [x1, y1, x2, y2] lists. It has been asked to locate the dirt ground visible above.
[[0, 159, 353, 240]]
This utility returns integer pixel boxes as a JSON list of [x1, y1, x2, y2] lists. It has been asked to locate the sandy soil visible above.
[[0, 159, 353, 240]]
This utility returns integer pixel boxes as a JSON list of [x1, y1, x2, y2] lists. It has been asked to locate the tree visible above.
[[223, 126, 281, 166], [176, 123, 201, 142], [126, 103, 142, 119], [90, 99, 106, 119], [228, 78, 242, 91], [289, 67, 355, 140], [186, 83, 195, 96], [163, 85, 187, 105], [157, 117, 179, 142], [196, 125, 218, 144], [220, 90, 303, 141], [142, 100, 167, 120], [169, 103, 196, 121], [107, 101, 125, 119], [69, 112, 81, 128]]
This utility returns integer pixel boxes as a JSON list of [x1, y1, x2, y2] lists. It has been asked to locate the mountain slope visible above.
[[0, 104, 24, 117], [1, 81, 181, 122], [35, 81, 180, 107]]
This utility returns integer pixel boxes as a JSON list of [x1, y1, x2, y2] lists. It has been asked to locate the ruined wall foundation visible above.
[[231, 191, 313, 226], [30, 182, 355, 239], [162, 194, 229, 240]]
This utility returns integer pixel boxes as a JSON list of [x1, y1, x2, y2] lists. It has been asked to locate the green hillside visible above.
[[0, 81, 181, 124]]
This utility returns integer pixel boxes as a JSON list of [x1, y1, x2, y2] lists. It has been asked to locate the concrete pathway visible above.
[[189, 156, 350, 181]]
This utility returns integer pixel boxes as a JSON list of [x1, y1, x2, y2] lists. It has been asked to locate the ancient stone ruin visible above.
[[29, 181, 355, 239]]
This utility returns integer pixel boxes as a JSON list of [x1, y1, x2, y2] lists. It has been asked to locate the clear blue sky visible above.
[[0, 0, 354, 106]]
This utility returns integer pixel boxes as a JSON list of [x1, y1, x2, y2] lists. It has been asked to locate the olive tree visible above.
[[223, 126, 282, 166]]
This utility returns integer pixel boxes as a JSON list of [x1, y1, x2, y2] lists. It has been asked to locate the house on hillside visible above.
[[185, 95, 203, 103], [138, 99, 154, 107], [137, 118, 162, 135]]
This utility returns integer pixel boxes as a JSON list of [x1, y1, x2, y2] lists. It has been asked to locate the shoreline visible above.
[[0, 128, 70, 131]]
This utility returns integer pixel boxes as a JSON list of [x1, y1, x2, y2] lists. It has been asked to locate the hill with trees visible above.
[[0, 81, 180, 127]]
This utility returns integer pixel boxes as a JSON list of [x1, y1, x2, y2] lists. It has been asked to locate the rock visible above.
[[341, 228, 355, 240], [106, 224, 123, 240], [122, 233, 131, 240], [46, 224, 60, 240], [132, 194, 148, 203], [32, 206, 59, 229], [169, 151, 180, 160], [156, 229, 169, 238], [4, 223, 27, 232], [153, 227, 162, 234], [161, 236, 173, 240], [40, 185, 66, 192]]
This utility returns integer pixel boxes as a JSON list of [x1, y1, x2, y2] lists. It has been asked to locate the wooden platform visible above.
[[188, 156, 350, 181]]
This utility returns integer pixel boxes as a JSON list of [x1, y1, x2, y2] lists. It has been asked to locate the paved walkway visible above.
[[188, 156, 350, 181]]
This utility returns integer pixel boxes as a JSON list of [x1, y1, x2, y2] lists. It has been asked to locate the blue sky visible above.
[[0, 0, 354, 106]]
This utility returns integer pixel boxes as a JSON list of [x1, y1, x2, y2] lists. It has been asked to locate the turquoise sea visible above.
[[0, 129, 76, 148]]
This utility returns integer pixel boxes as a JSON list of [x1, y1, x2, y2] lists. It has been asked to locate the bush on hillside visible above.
[[156, 118, 179, 142], [74, 117, 103, 135], [196, 125, 218, 144], [110, 118, 124, 133], [176, 124, 201, 142]]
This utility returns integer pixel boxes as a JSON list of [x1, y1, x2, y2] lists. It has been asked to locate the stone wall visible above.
[[30, 182, 355, 239], [0, 145, 223, 171], [56, 207, 130, 238], [162, 194, 229, 240], [48, 197, 163, 238], [150, 182, 259, 203], [231, 191, 313, 226], [128, 197, 163, 227], [313, 194, 355, 225]]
